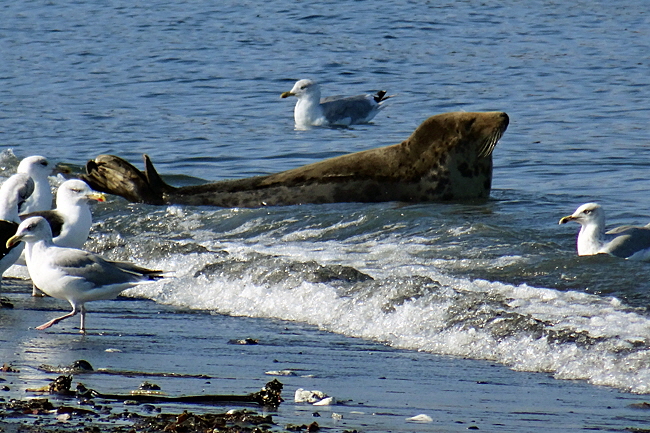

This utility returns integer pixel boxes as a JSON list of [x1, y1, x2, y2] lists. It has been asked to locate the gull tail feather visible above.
[[373, 90, 396, 104]]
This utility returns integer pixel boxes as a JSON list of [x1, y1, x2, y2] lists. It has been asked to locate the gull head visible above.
[[17, 155, 52, 179], [281, 79, 320, 100], [56, 179, 106, 208], [7, 216, 53, 248], [559, 202, 605, 228]]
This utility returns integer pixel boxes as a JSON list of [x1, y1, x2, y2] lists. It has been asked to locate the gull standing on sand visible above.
[[17, 155, 53, 214], [281, 79, 391, 128], [7, 216, 164, 333], [559, 202, 650, 260], [20, 179, 106, 296], [0, 174, 35, 282]]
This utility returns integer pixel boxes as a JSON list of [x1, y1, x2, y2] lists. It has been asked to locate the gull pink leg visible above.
[[35, 304, 81, 331], [35, 311, 78, 330]]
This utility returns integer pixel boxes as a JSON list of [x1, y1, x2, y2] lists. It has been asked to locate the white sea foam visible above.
[[6, 195, 650, 395], [125, 236, 650, 395]]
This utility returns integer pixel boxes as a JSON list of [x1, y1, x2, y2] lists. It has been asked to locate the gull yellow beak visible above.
[[6, 234, 23, 249], [87, 192, 106, 202], [559, 215, 575, 225], [280, 91, 295, 98]]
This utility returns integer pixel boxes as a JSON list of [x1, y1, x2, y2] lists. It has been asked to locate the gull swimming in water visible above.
[[559, 202, 650, 260], [17, 155, 53, 214], [7, 216, 164, 333], [281, 79, 391, 129], [0, 174, 35, 295], [20, 179, 106, 296]]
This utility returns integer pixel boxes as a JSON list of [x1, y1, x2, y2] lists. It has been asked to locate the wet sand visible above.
[[1, 277, 649, 432]]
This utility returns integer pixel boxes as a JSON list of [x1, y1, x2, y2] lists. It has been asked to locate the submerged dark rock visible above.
[[194, 254, 373, 288]]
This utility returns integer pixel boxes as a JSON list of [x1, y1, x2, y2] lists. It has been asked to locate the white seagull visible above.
[[559, 202, 650, 260], [17, 155, 53, 214], [0, 174, 35, 283], [20, 179, 106, 296], [281, 79, 391, 128], [21, 179, 106, 250], [7, 216, 164, 333]]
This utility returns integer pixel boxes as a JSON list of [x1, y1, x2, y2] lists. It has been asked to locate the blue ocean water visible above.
[[2, 0, 650, 418]]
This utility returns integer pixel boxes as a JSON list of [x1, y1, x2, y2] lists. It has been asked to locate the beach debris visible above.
[[149, 409, 275, 432], [287, 421, 320, 432], [4, 397, 55, 415], [406, 413, 433, 423], [26, 375, 284, 407], [36, 359, 211, 379], [1, 397, 277, 432], [226, 408, 245, 415], [138, 381, 161, 391], [313, 397, 335, 406], [1, 363, 19, 373], [294, 388, 335, 405], [266, 369, 297, 376], [38, 359, 94, 374], [331, 412, 343, 420], [228, 337, 259, 345], [94, 368, 212, 379], [130, 381, 167, 396], [629, 402, 650, 409], [56, 412, 71, 421], [0, 297, 13, 308], [76, 382, 94, 401]]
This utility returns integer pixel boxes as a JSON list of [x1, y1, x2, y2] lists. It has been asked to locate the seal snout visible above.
[[499, 112, 509, 129]]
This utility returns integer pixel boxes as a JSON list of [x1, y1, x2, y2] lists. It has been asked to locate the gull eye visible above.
[[583, 210, 591, 215], [40, 161, 48, 166], [300, 85, 307, 89], [71, 188, 82, 193]]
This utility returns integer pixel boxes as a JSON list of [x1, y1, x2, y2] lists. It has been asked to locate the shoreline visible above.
[[2, 278, 650, 432]]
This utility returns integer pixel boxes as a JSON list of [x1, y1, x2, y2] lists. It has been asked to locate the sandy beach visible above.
[[1, 277, 649, 432]]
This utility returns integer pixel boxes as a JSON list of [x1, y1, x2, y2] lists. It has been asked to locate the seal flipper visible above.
[[143, 154, 170, 198], [81, 155, 168, 205]]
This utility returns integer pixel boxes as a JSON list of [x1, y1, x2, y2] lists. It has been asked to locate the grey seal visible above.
[[80, 111, 509, 208]]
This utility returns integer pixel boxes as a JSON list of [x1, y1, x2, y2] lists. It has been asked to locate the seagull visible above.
[[20, 179, 106, 296], [17, 155, 53, 214], [281, 79, 391, 128], [21, 179, 106, 249], [7, 216, 164, 333], [0, 174, 34, 306], [0, 174, 35, 271], [559, 202, 650, 260]]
